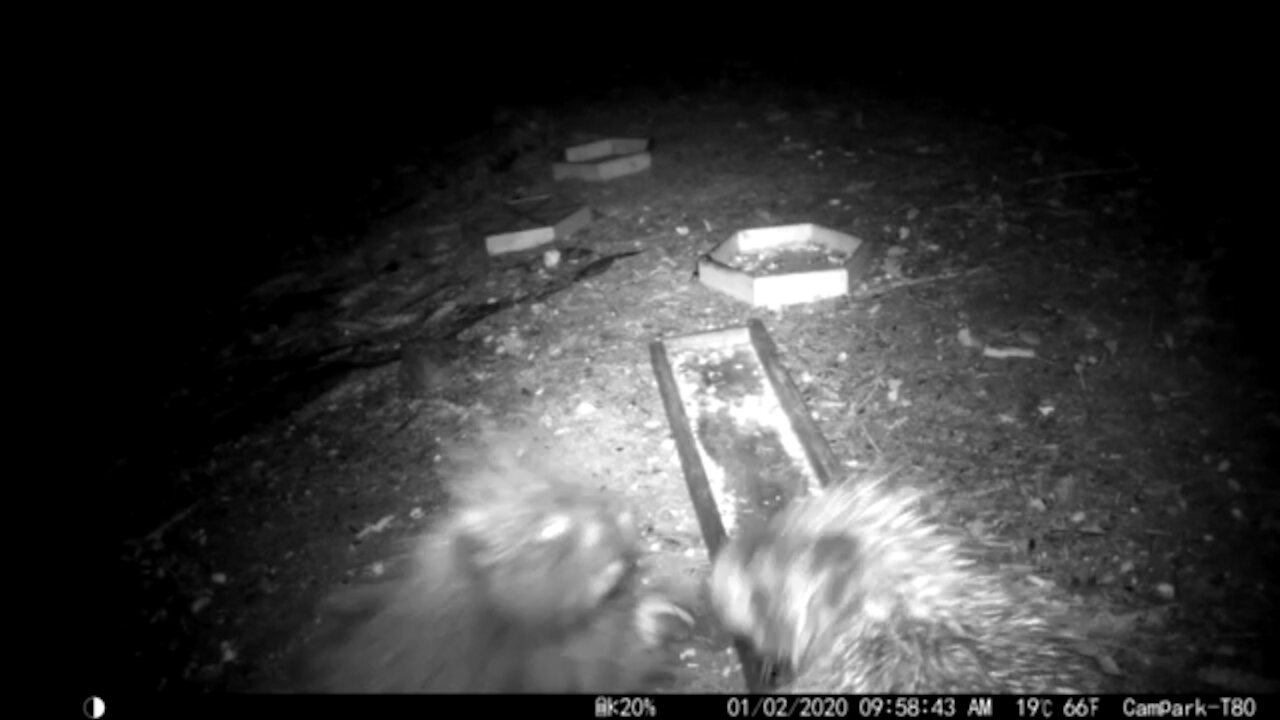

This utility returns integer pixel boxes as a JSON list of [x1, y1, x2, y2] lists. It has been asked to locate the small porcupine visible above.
[[709, 475, 1111, 694], [297, 432, 695, 693]]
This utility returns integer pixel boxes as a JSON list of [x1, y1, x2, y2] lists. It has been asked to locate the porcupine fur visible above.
[[297, 431, 695, 693], [709, 474, 1111, 694]]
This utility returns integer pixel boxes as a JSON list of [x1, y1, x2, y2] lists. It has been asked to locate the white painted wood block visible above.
[[482, 197, 592, 256], [553, 138, 652, 182]]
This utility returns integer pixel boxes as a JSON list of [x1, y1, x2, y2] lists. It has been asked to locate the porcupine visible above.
[[709, 474, 1111, 694], [297, 432, 695, 693]]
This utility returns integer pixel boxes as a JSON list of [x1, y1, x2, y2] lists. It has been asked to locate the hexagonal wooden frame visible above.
[[698, 223, 869, 307]]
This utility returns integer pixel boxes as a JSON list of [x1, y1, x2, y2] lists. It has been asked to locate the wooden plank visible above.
[[747, 319, 840, 488], [649, 337, 774, 692], [650, 319, 845, 692], [649, 339, 730, 558]]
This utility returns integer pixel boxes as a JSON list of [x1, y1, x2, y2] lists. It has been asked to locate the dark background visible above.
[[114, 46, 1257, 308], [89, 37, 1263, 473]]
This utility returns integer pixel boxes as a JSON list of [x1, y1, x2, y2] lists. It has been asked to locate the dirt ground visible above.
[[100, 75, 1277, 696]]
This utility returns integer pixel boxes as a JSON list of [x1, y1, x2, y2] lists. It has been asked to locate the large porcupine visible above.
[[296, 431, 695, 693], [709, 474, 1112, 694]]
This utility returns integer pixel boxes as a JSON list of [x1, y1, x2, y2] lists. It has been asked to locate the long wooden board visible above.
[[649, 318, 841, 691]]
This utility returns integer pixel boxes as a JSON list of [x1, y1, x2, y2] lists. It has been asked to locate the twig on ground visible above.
[[127, 500, 203, 550], [1024, 164, 1141, 185], [859, 421, 882, 458], [855, 266, 990, 300]]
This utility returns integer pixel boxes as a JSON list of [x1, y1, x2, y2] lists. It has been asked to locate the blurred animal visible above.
[[709, 474, 1113, 694], [297, 430, 694, 693]]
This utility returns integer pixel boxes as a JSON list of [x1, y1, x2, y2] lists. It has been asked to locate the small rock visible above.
[[1053, 475, 1078, 503], [399, 342, 452, 397]]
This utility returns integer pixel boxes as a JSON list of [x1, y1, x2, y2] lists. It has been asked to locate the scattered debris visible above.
[[354, 515, 396, 542], [983, 346, 1037, 360]]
